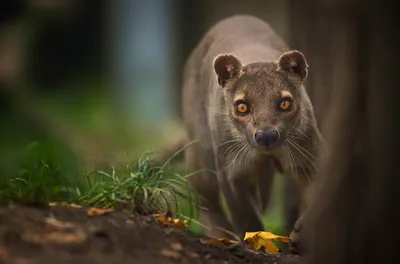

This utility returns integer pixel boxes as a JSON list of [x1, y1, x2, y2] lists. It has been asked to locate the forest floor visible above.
[[0, 204, 302, 264]]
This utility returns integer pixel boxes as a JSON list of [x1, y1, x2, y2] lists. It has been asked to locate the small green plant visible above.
[[0, 141, 84, 205], [78, 150, 200, 216], [0, 139, 203, 231]]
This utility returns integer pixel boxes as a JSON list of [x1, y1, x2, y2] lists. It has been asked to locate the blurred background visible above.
[[0, 0, 291, 167], [0, 0, 355, 234]]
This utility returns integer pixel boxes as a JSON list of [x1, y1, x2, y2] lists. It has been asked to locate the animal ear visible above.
[[213, 54, 243, 86], [277, 50, 308, 81]]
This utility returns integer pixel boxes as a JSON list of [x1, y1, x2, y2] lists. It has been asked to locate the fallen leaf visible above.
[[49, 202, 83, 208], [126, 219, 135, 225], [87, 207, 115, 216], [172, 218, 186, 229], [153, 213, 187, 229], [244, 231, 290, 254], [170, 242, 183, 251], [69, 203, 83, 208], [155, 215, 169, 225], [45, 218, 74, 231], [207, 238, 225, 248], [49, 202, 67, 207], [219, 237, 239, 245], [45, 230, 87, 244], [22, 228, 87, 245], [199, 238, 225, 248], [187, 251, 200, 258], [159, 249, 181, 260]]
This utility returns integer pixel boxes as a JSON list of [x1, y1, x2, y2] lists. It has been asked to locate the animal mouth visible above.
[[247, 138, 282, 154]]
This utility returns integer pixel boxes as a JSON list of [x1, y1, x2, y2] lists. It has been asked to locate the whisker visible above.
[[286, 138, 317, 172], [285, 142, 298, 184], [287, 133, 307, 140], [291, 149, 311, 184], [287, 138, 316, 160], [217, 139, 242, 149], [238, 142, 249, 168], [225, 141, 243, 167], [238, 144, 248, 168], [224, 141, 242, 157], [293, 126, 307, 136], [244, 145, 252, 169], [239, 143, 251, 169], [226, 141, 247, 169]]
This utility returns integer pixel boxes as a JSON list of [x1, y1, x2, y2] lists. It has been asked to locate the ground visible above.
[[0, 204, 302, 264]]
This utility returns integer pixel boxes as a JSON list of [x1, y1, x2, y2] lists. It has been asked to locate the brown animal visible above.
[[161, 15, 323, 250]]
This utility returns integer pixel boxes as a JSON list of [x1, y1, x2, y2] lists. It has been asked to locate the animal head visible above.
[[213, 50, 308, 152]]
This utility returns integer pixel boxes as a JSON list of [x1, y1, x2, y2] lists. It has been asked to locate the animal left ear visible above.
[[213, 54, 243, 87], [277, 50, 308, 81]]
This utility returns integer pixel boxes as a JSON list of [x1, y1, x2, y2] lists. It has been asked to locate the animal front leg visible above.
[[288, 175, 312, 255], [218, 170, 264, 240]]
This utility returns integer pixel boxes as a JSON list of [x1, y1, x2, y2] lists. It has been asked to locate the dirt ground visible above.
[[0, 204, 302, 264]]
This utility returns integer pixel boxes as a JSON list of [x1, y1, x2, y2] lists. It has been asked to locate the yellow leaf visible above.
[[153, 212, 187, 229], [244, 231, 290, 254], [155, 215, 170, 225], [172, 218, 187, 229]]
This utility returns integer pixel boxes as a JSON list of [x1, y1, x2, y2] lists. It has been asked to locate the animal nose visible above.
[[254, 130, 279, 147]]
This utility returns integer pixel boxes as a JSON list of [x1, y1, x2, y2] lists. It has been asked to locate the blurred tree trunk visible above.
[[172, 0, 207, 118], [288, 0, 351, 131], [286, 0, 360, 240], [290, 0, 399, 263]]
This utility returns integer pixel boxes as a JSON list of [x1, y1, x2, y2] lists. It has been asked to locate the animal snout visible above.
[[254, 130, 279, 147]]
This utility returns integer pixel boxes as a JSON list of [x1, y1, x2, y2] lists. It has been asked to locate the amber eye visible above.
[[235, 101, 250, 115], [279, 98, 293, 111]]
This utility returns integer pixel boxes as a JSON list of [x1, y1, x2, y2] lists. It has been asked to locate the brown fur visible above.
[[177, 15, 323, 243]]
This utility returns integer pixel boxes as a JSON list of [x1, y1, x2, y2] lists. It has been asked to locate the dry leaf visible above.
[[187, 251, 200, 258], [204, 238, 225, 248], [154, 215, 169, 225], [170, 242, 183, 251], [45, 230, 87, 244], [172, 218, 186, 229], [69, 203, 83, 208], [199, 237, 239, 249], [244, 231, 290, 254], [45, 218, 74, 230], [159, 249, 181, 260], [153, 213, 187, 229], [219, 237, 239, 245], [22, 228, 87, 245], [87, 207, 115, 216]]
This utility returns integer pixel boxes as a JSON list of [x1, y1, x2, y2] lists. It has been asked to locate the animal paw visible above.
[[289, 216, 303, 255]]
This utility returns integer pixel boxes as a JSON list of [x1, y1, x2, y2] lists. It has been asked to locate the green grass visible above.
[[77, 151, 200, 216], [0, 141, 199, 220], [0, 141, 85, 205]]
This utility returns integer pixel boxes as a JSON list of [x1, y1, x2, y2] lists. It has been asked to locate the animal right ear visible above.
[[213, 54, 243, 87], [277, 50, 308, 81]]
